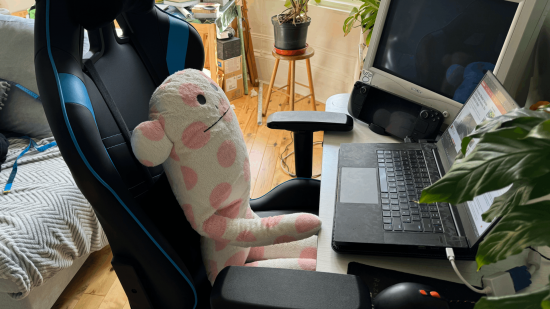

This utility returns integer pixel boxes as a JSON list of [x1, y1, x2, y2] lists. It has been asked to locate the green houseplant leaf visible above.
[[420, 121, 550, 205], [482, 174, 550, 222], [474, 287, 550, 309], [476, 200, 550, 270]]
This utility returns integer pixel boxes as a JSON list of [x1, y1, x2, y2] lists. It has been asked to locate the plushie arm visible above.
[[184, 207, 321, 248], [131, 120, 172, 167]]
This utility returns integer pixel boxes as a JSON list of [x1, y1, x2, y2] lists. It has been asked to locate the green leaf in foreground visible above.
[[474, 287, 549, 309], [476, 200, 550, 270], [420, 123, 550, 205], [482, 174, 550, 222]]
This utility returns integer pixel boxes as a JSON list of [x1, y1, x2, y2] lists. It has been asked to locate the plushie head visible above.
[[131, 69, 240, 169]]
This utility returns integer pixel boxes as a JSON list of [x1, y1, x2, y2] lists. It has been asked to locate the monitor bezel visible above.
[[362, 0, 536, 126]]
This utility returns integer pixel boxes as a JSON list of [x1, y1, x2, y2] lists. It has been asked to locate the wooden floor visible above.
[[51, 85, 324, 309]]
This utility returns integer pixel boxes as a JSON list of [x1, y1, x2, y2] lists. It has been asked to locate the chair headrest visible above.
[[67, 0, 153, 30]]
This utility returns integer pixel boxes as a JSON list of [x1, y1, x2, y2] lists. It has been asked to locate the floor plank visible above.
[[73, 294, 105, 309], [51, 246, 112, 309], [52, 85, 324, 308], [98, 279, 129, 309]]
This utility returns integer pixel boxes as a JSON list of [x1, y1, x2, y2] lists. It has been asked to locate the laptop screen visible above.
[[435, 71, 518, 239]]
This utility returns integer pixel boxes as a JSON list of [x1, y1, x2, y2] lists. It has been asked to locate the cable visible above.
[[279, 133, 323, 178], [529, 246, 550, 261], [446, 248, 492, 295]]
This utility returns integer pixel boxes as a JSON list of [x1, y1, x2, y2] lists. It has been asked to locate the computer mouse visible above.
[[373, 282, 450, 309]]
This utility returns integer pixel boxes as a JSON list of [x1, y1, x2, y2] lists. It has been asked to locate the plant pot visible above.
[[272, 15, 310, 50]]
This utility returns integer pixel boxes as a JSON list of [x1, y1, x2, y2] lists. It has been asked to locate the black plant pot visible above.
[[272, 15, 311, 50]]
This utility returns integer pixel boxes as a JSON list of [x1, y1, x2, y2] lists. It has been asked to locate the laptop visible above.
[[332, 71, 519, 259]]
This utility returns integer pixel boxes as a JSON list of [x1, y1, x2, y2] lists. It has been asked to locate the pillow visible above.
[[0, 14, 90, 138]]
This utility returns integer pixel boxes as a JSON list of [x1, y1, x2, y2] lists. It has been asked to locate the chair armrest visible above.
[[265, 111, 353, 178], [210, 266, 371, 309], [267, 111, 353, 132]]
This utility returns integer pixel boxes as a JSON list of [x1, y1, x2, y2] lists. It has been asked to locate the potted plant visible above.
[[272, 0, 320, 50], [343, 0, 380, 47], [420, 104, 550, 308]]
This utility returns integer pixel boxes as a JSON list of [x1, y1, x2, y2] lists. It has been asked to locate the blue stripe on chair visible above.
[[166, 15, 189, 75], [58, 73, 96, 123], [14, 84, 40, 100]]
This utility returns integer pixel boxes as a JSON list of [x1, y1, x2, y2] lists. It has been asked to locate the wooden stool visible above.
[[262, 47, 317, 116]]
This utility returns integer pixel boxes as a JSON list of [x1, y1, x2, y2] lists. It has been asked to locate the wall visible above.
[[246, 0, 361, 103], [0, 0, 34, 13]]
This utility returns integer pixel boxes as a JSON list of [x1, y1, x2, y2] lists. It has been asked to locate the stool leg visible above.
[[284, 63, 292, 105], [263, 58, 280, 116], [290, 60, 296, 111], [306, 58, 316, 111]]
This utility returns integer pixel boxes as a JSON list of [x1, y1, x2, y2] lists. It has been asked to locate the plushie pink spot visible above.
[[181, 204, 196, 229], [181, 122, 210, 149], [295, 214, 321, 234], [243, 158, 250, 182], [247, 247, 265, 260], [209, 183, 232, 209], [170, 146, 180, 161], [298, 258, 316, 271], [224, 251, 247, 267], [261, 216, 283, 228], [181, 166, 198, 190], [209, 260, 218, 281], [219, 98, 233, 122], [245, 207, 255, 219], [217, 199, 242, 219], [236, 230, 257, 242], [158, 114, 166, 130], [215, 239, 230, 251], [140, 159, 154, 167], [139, 120, 165, 141], [203, 215, 227, 240], [217, 140, 237, 168], [274, 235, 297, 244], [179, 83, 204, 107], [245, 261, 259, 267], [300, 247, 317, 260]]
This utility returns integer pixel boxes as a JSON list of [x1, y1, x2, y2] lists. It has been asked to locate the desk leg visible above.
[[208, 24, 218, 83]]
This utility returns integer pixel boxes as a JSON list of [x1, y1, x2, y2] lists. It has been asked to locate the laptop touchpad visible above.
[[339, 167, 379, 204]]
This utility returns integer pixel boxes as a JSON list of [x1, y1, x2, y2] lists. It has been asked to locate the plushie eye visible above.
[[210, 83, 218, 91], [197, 94, 206, 105]]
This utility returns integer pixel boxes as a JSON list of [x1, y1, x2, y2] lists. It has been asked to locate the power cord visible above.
[[279, 133, 322, 178], [446, 248, 492, 295], [446, 247, 542, 297], [528, 246, 550, 261]]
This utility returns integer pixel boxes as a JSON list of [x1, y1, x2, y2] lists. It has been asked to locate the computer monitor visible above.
[[361, 0, 550, 125]]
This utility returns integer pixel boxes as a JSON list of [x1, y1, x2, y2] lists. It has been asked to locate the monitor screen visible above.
[[372, 0, 518, 104], [436, 71, 518, 239]]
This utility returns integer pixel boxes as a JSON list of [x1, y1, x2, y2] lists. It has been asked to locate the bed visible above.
[[0, 136, 108, 309]]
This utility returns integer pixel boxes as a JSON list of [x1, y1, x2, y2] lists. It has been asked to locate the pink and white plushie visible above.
[[131, 69, 322, 284]]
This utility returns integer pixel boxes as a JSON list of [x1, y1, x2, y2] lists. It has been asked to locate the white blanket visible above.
[[0, 137, 108, 299]]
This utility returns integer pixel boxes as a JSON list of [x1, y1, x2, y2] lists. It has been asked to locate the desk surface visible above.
[[317, 93, 550, 293]]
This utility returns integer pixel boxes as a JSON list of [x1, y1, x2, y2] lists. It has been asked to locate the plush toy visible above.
[[131, 69, 322, 284], [446, 62, 495, 104]]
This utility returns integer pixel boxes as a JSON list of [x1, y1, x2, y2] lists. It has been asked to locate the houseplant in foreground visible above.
[[420, 104, 550, 308], [272, 0, 320, 50], [343, 0, 380, 46]]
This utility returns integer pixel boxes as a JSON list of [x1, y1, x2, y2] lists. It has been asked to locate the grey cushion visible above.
[[0, 14, 89, 138]]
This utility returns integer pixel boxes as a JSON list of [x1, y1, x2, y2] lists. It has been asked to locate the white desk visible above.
[[317, 93, 550, 293]]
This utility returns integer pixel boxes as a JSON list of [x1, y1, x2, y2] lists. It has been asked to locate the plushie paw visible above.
[[295, 214, 321, 235]]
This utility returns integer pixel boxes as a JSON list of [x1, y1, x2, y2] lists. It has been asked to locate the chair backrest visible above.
[[34, 0, 210, 307]]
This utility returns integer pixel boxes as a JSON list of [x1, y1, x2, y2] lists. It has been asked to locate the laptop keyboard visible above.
[[377, 149, 450, 233]]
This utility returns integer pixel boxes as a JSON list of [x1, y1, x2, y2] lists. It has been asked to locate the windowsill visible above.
[[309, 0, 361, 13]]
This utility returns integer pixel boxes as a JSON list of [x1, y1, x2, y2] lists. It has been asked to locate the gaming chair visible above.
[[34, 0, 366, 307]]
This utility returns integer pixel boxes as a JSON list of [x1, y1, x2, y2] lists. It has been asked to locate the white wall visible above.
[[0, 0, 34, 13], [247, 0, 361, 103]]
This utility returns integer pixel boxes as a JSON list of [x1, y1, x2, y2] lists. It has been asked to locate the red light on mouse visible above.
[[419, 290, 427, 295], [430, 291, 440, 298]]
